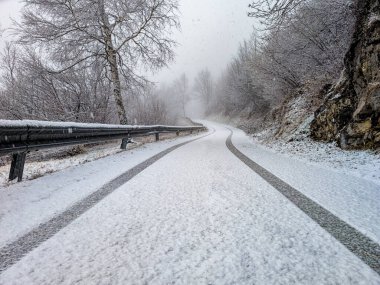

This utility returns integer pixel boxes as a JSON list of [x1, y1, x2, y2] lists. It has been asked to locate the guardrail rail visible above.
[[0, 120, 206, 182]]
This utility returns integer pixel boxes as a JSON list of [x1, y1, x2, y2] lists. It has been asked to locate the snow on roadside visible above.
[[0, 133, 193, 186], [208, 91, 380, 186], [0, 131, 208, 248], [252, 130, 380, 186], [0, 119, 196, 129], [0, 142, 125, 186], [230, 125, 380, 245]]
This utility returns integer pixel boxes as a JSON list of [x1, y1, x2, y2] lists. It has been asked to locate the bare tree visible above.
[[0, 44, 112, 122], [125, 84, 168, 125], [254, 0, 354, 99], [173, 73, 189, 117], [209, 0, 353, 120], [15, 0, 179, 124], [248, 0, 305, 27], [194, 69, 213, 110]]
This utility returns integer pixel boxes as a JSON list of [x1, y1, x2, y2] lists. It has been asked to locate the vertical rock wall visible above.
[[311, 0, 380, 149]]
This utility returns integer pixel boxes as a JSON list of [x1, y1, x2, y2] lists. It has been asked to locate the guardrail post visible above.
[[155, 133, 159, 141], [9, 152, 27, 182], [120, 138, 129, 150]]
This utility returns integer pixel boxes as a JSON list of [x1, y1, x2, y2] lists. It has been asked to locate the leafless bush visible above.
[[210, 0, 355, 120]]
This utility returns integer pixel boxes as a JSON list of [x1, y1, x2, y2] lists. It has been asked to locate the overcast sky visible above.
[[0, 0, 257, 84]]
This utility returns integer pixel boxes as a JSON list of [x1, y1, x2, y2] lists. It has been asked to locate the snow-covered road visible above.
[[0, 121, 379, 284]]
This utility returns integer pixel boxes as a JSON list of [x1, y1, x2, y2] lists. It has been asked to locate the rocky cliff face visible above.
[[311, 0, 380, 149]]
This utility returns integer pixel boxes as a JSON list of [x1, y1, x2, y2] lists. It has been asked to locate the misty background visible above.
[[0, 0, 258, 120], [0, 0, 256, 83], [0, 0, 354, 134]]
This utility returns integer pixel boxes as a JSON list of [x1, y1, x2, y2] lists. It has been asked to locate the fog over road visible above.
[[0, 121, 379, 284]]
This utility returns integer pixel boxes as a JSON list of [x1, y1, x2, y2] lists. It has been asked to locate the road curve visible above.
[[0, 122, 379, 284]]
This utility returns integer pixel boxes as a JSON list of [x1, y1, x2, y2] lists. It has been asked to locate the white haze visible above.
[[151, 0, 257, 84], [0, 0, 23, 43]]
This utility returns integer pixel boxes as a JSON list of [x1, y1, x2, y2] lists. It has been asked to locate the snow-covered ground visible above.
[[210, 91, 380, 187], [0, 142, 124, 186], [0, 121, 379, 284], [0, 134, 191, 186], [209, 111, 380, 186], [252, 129, 380, 186], [0, 132, 208, 248], [228, 125, 380, 245], [0, 119, 197, 129]]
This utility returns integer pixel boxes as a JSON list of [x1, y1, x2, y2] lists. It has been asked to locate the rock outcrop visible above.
[[311, 0, 380, 149]]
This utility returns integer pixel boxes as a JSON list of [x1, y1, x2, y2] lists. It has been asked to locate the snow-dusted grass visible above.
[[0, 142, 124, 186], [252, 129, 380, 186], [0, 133, 192, 186], [208, 110, 380, 186], [245, 92, 380, 186]]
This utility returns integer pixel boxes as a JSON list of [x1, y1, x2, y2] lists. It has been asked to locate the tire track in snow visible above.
[[0, 130, 213, 273], [226, 130, 380, 275]]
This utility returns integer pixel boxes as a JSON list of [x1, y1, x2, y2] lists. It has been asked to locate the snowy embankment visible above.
[[0, 131, 208, 248], [253, 93, 380, 186], [252, 130, 380, 186], [208, 106, 380, 186]]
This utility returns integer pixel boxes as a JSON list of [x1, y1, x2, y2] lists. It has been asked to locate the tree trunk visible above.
[[310, 0, 380, 149], [98, 0, 128, 125], [182, 97, 186, 117], [108, 48, 128, 124]]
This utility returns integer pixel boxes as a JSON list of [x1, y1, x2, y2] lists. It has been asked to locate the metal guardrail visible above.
[[0, 120, 206, 182]]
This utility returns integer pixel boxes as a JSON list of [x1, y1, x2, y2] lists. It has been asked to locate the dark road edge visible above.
[[226, 130, 380, 275], [0, 130, 213, 273]]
